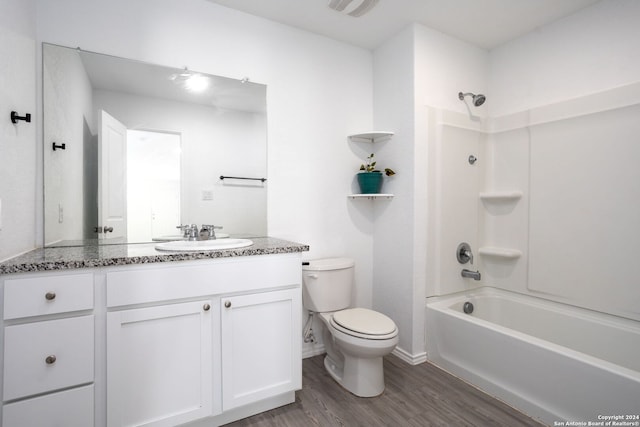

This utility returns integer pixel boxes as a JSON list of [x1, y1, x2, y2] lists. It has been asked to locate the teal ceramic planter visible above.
[[357, 172, 383, 194]]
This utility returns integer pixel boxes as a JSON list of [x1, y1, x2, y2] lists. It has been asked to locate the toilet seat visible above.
[[328, 308, 398, 340]]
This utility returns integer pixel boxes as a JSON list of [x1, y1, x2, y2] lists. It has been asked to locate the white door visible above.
[[220, 288, 302, 410], [98, 110, 127, 240], [107, 300, 213, 427]]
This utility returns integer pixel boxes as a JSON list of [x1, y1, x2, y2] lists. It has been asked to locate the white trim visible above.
[[392, 346, 427, 365], [302, 344, 325, 359]]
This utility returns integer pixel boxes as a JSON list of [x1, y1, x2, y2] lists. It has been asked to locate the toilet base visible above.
[[323, 353, 385, 398]]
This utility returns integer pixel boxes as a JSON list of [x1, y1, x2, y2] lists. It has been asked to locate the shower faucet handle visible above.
[[456, 242, 474, 265]]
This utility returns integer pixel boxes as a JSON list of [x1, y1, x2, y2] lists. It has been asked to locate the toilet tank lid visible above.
[[302, 257, 354, 271]]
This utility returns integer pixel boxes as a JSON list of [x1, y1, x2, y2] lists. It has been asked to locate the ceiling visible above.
[[206, 0, 600, 50]]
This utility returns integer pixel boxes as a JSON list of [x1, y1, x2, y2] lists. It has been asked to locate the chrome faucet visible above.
[[201, 225, 222, 240], [187, 224, 199, 241], [461, 269, 481, 281]]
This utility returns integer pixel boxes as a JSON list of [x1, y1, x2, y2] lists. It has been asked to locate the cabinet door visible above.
[[107, 300, 213, 427], [221, 288, 301, 410]]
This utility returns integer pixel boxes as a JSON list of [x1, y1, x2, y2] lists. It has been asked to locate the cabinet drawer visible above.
[[2, 384, 94, 427], [3, 315, 94, 400], [4, 273, 93, 319]]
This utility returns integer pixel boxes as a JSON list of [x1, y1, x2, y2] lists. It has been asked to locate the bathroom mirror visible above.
[[43, 43, 267, 246]]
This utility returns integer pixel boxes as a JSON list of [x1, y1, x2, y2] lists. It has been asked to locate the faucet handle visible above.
[[456, 242, 474, 265], [201, 225, 222, 239], [176, 224, 189, 237]]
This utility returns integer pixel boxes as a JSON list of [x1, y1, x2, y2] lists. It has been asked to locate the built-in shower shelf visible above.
[[348, 131, 394, 143], [479, 247, 522, 259], [479, 191, 523, 201], [348, 193, 394, 200]]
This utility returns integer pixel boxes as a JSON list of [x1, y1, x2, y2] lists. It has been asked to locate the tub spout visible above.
[[461, 269, 481, 281]]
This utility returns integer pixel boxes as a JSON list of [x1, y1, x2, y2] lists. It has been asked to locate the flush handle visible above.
[[306, 274, 318, 279]]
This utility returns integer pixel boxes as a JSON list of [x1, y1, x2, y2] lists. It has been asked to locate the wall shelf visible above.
[[348, 194, 394, 200], [479, 191, 523, 202], [479, 247, 522, 259], [348, 131, 394, 143]]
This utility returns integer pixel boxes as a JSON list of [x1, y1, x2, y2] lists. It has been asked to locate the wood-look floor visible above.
[[226, 355, 545, 427]]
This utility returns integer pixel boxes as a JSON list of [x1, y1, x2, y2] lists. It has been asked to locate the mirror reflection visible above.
[[43, 43, 267, 246]]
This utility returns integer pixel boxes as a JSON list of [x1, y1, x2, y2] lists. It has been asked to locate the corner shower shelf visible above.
[[348, 193, 394, 200], [479, 247, 522, 259], [348, 131, 394, 143], [479, 191, 523, 202]]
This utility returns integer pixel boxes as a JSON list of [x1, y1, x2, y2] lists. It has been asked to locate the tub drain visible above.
[[463, 301, 474, 314]]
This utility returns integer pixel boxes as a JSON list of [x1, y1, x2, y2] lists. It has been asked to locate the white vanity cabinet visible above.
[[0, 250, 304, 426], [1, 272, 95, 427], [221, 288, 301, 411], [104, 253, 303, 427]]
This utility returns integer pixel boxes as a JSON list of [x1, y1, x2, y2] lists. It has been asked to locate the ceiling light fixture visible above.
[[328, 0, 379, 17]]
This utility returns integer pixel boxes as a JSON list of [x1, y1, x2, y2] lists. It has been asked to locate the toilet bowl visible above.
[[302, 258, 398, 397]]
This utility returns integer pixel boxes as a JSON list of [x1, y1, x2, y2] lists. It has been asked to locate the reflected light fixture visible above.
[[328, 0, 379, 17], [169, 67, 210, 93]]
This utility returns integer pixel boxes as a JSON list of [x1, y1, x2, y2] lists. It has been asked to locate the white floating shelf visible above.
[[479, 191, 523, 201], [348, 131, 394, 143], [479, 247, 522, 259], [348, 193, 394, 200]]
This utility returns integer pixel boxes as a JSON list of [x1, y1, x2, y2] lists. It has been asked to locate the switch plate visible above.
[[202, 190, 214, 201]]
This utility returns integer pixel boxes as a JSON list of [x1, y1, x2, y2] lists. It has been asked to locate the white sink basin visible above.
[[155, 238, 253, 252], [152, 233, 230, 242]]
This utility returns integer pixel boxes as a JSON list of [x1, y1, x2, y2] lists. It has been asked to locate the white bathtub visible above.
[[426, 287, 640, 426]]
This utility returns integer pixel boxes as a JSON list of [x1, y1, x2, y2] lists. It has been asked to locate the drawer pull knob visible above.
[[45, 355, 57, 365], [45, 292, 56, 301], [203, 303, 211, 311], [224, 301, 231, 308]]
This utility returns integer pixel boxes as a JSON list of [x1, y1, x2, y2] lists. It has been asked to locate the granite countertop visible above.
[[0, 237, 309, 275]]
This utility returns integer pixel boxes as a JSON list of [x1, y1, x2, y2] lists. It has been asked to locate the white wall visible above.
[[373, 24, 489, 359], [0, 0, 37, 261], [489, 0, 640, 116]]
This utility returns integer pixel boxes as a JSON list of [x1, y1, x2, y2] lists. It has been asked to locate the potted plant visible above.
[[357, 153, 395, 194]]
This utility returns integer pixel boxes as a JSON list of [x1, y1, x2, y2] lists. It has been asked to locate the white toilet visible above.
[[302, 257, 398, 397]]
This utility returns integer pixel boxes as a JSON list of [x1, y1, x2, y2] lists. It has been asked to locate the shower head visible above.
[[458, 92, 486, 107]]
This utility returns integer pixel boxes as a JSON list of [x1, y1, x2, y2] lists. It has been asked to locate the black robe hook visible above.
[[10, 111, 31, 124]]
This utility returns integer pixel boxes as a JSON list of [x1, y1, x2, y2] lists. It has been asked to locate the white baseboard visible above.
[[392, 346, 427, 365], [303, 343, 426, 366], [302, 343, 325, 359]]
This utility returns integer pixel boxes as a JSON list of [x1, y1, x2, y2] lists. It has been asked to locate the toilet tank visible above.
[[302, 258, 354, 312]]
